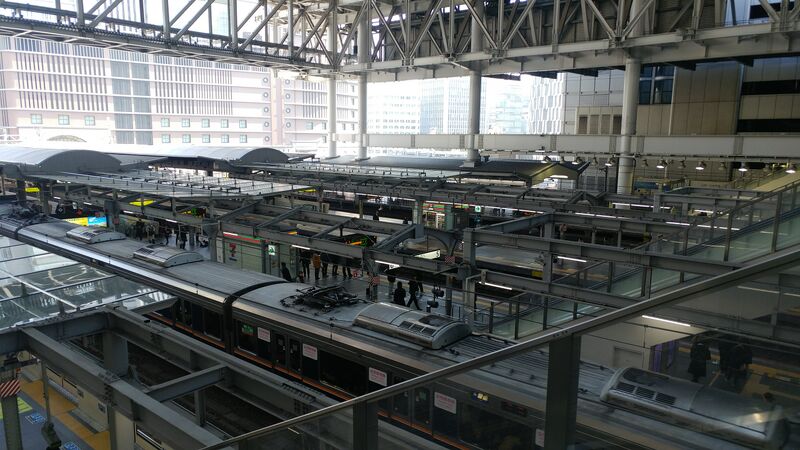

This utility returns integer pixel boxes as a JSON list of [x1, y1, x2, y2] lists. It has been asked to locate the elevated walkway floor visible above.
[[0, 377, 109, 450]]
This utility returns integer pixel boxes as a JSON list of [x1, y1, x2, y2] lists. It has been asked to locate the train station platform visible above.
[[0, 377, 109, 450]]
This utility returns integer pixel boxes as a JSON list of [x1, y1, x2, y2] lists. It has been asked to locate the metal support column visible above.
[[445, 275, 453, 316], [356, 7, 369, 161], [352, 401, 378, 450], [38, 182, 52, 215], [412, 198, 424, 225], [616, 0, 644, 195], [326, 2, 338, 159], [465, 0, 484, 164], [466, 70, 482, 163], [195, 390, 207, 426], [0, 360, 22, 450], [287, 0, 294, 58], [103, 332, 129, 377], [15, 179, 25, 204], [544, 335, 582, 449]]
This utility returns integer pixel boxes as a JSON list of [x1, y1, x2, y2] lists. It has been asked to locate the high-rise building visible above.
[[0, 36, 356, 150], [367, 81, 421, 134]]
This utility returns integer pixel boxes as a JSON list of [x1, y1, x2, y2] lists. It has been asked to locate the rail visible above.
[[199, 244, 800, 450]]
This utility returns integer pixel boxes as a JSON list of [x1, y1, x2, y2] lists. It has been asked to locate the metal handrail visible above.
[[199, 245, 800, 450]]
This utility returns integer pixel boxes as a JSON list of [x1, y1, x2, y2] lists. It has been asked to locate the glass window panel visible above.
[[18, 264, 109, 290], [0, 254, 76, 276]]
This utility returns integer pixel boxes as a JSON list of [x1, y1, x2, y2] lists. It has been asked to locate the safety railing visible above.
[[554, 180, 800, 299]]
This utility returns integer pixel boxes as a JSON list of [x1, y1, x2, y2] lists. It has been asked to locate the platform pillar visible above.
[[465, 1, 484, 164], [616, 0, 644, 195], [412, 199, 424, 225], [356, 9, 369, 161], [0, 360, 22, 450], [544, 335, 581, 450], [15, 179, 25, 204], [326, 3, 338, 160]]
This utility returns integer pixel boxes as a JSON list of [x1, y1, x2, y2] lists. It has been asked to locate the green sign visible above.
[[474, 205, 482, 213], [241, 324, 254, 336], [268, 244, 277, 256]]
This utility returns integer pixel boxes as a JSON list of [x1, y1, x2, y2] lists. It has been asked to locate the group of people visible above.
[[280, 251, 357, 283], [688, 336, 753, 388], [126, 220, 208, 250]]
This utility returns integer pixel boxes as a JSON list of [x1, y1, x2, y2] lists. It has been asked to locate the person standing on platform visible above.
[[393, 281, 406, 307], [688, 336, 711, 383], [408, 276, 423, 310], [311, 253, 322, 281], [301, 250, 311, 280], [281, 262, 293, 282], [321, 253, 329, 278]]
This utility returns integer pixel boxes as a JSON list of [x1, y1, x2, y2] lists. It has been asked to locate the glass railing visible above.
[[554, 181, 800, 301], [199, 245, 800, 450]]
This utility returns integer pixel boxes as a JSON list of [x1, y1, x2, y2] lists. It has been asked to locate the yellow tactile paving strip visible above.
[[21, 380, 111, 450]]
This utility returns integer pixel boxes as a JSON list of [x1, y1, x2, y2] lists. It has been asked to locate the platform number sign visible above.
[[535, 429, 545, 447], [228, 242, 238, 261], [267, 244, 276, 256]]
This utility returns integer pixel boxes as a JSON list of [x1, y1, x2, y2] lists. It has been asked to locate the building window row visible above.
[[159, 134, 249, 144], [160, 118, 245, 129], [30, 114, 96, 126]]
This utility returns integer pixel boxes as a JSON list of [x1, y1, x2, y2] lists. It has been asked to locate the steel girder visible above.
[[0, 0, 799, 77]]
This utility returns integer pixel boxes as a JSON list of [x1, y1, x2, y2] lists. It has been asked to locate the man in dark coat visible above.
[[393, 281, 406, 307], [688, 337, 711, 383], [281, 262, 293, 282], [407, 276, 423, 310]]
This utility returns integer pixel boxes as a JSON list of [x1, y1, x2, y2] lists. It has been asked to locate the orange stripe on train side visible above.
[[233, 350, 274, 369]]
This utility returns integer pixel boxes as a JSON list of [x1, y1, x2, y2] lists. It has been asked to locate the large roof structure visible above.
[[0, 147, 121, 176]]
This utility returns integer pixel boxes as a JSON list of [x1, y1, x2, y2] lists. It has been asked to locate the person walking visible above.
[[311, 253, 322, 281], [301, 250, 311, 280], [407, 276, 423, 310], [393, 281, 406, 307], [688, 336, 711, 383], [281, 262, 293, 282]]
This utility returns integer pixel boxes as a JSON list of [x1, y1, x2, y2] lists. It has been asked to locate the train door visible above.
[[368, 367, 390, 412], [391, 376, 410, 422], [275, 333, 288, 367], [413, 387, 432, 429], [288, 339, 302, 373]]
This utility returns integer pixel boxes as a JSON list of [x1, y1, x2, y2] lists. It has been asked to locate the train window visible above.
[[177, 301, 192, 326], [392, 376, 409, 419], [289, 339, 302, 373], [459, 404, 533, 449], [319, 351, 367, 396], [191, 303, 203, 332], [413, 388, 431, 427], [155, 306, 172, 320], [302, 344, 319, 380], [236, 322, 257, 353], [203, 310, 222, 339], [432, 392, 458, 438], [275, 334, 287, 366]]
